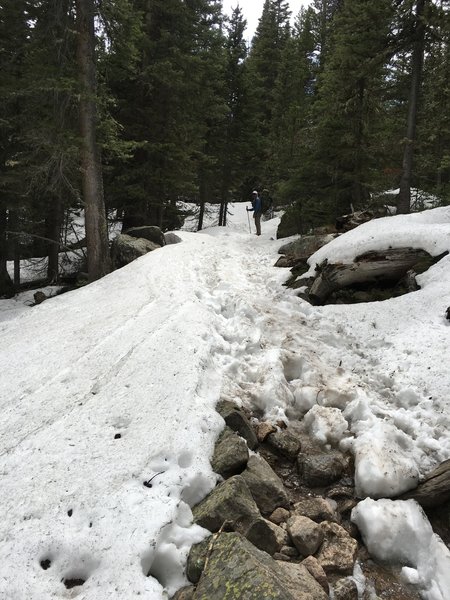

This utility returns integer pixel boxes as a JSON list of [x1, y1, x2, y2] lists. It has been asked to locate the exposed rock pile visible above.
[[175, 401, 425, 600]]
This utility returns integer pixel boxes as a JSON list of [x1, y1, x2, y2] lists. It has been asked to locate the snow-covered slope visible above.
[[1, 203, 449, 599]]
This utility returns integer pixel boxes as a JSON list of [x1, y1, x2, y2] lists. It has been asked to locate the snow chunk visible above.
[[353, 422, 419, 498], [304, 405, 349, 445], [352, 499, 450, 600]]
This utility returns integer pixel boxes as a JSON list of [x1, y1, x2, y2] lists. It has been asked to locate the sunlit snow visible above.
[[1, 203, 449, 599]]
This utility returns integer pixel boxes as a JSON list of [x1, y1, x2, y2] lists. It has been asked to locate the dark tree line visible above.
[[0, 0, 449, 295]]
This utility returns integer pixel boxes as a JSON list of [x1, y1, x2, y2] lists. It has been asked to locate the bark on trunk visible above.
[[399, 459, 450, 507], [46, 196, 64, 283], [0, 207, 14, 298], [76, 0, 111, 281], [397, 0, 426, 215]]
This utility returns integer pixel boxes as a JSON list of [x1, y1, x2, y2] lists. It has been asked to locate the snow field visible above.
[[1, 203, 450, 598]]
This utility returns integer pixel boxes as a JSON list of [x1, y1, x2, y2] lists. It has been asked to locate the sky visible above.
[[1, 202, 450, 598], [222, 0, 312, 41]]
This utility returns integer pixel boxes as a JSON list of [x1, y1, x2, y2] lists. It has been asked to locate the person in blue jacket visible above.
[[247, 190, 262, 235]]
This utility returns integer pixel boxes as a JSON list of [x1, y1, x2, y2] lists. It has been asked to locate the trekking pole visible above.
[[247, 208, 251, 233]]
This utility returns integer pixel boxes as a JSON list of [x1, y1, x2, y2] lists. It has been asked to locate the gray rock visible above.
[[241, 517, 284, 555], [111, 234, 160, 268], [287, 515, 324, 556], [192, 475, 260, 533], [124, 225, 165, 247], [241, 455, 289, 515], [192, 532, 328, 600], [333, 577, 358, 600], [278, 235, 336, 265], [164, 232, 182, 245], [186, 537, 211, 584], [173, 586, 195, 600], [315, 521, 358, 574], [216, 400, 258, 450], [267, 430, 302, 460], [301, 556, 329, 593], [211, 427, 249, 478], [298, 451, 346, 487], [280, 545, 298, 558], [269, 507, 290, 525], [292, 496, 338, 523]]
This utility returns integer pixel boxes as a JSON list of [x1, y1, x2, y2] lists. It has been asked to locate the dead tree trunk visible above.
[[0, 207, 14, 298], [76, 0, 111, 281]]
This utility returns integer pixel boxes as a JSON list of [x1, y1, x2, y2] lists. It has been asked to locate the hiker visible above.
[[247, 190, 262, 235]]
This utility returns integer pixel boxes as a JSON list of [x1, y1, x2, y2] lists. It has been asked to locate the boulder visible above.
[[292, 496, 338, 523], [164, 232, 182, 245], [241, 517, 286, 555], [192, 532, 328, 600], [33, 291, 47, 305], [267, 430, 302, 460], [241, 455, 289, 514], [301, 556, 329, 593], [216, 400, 258, 450], [315, 521, 358, 574], [187, 537, 211, 584], [211, 427, 249, 478], [124, 225, 165, 247], [287, 515, 324, 556], [192, 475, 259, 533], [277, 235, 337, 267], [298, 451, 346, 487], [111, 234, 160, 269], [333, 577, 358, 600]]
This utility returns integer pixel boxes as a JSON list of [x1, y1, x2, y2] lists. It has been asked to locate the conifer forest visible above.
[[1, 0, 449, 292]]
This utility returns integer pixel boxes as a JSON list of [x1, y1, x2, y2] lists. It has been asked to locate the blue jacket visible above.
[[249, 196, 262, 215]]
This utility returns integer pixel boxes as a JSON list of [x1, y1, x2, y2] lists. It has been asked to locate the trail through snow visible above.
[[1, 203, 449, 599]]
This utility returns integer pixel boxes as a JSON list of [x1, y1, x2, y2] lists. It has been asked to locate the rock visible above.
[[280, 545, 298, 558], [333, 577, 358, 600], [124, 225, 165, 247], [269, 507, 290, 525], [216, 400, 258, 450], [277, 235, 337, 265], [164, 232, 182, 245], [335, 209, 379, 232], [267, 430, 302, 460], [256, 422, 276, 442], [33, 291, 47, 305], [327, 483, 355, 500], [315, 521, 358, 574], [446, 306, 450, 321], [187, 537, 211, 584], [301, 556, 329, 593], [276, 562, 329, 600], [298, 451, 346, 487], [266, 519, 290, 548], [287, 515, 324, 556], [192, 475, 260, 533], [292, 496, 338, 523], [241, 455, 289, 514], [111, 234, 160, 268], [211, 427, 249, 478], [273, 552, 291, 561], [192, 532, 328, 600], [242, 517, 285, 555], [173, 586, 195, 600]]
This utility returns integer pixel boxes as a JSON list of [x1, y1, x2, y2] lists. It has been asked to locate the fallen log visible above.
[[398, 459, 450, 508], [308, 247, 433, 305]]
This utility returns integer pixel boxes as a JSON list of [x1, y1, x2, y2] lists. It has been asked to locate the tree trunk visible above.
[[76, 0, 111, 281], [46, 195, 64, 283], [0, 207, 14, 298], [397, 0, 426, 215]]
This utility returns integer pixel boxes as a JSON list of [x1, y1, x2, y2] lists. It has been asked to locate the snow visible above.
[[1, 203, 450, 598], [352, 499, 450, 600]]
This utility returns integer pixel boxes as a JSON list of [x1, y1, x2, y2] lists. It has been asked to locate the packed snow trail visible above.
[[1, 203, 449, 599]]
